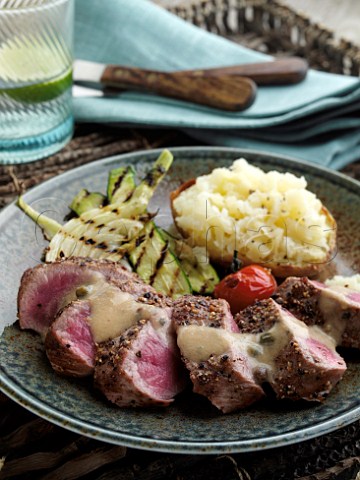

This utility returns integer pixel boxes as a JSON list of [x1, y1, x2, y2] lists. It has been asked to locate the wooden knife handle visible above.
[[101, 65, 257, 111], [176, 57, 309, 85]]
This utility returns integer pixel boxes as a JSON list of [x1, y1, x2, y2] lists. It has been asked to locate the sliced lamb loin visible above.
[[234, 299, 347, 402], [18, 258, 158, 336], [172, 295, 239, 331], [45, 301, 95, 377], [172, 295, 265, 413], [273, 276, 360, 349], [94, 311, 186, 408], [40, 260, 173, 382]]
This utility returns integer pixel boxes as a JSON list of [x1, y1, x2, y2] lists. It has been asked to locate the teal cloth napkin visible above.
[[74, 0, 360, 169]]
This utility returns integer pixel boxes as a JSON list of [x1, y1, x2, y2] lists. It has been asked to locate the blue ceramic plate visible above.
[[0, 147, 359, 454]]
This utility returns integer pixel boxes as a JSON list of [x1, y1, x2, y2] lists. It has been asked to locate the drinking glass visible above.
[[0, 0, 74, 164]]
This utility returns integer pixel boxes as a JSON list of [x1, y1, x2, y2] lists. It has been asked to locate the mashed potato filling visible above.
[[173, 159, 335, 268], [325, 275, 360, 291]]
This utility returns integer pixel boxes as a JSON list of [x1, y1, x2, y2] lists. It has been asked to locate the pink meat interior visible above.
[[136, 332, 183, 399], [347, 292, 360, 305], [311, 280, 326, 289], [20, 267, 95, 334], [58, 310, 95, 365], [305, 337, 344, 366]]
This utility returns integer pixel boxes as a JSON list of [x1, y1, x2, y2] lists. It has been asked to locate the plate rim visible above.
[[1, 370, 359, 453], [1, 145, 359, 454]]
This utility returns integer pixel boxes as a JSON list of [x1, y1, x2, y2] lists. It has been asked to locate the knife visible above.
[[176, 57, 309, 85], [73, 60, 257, 111]]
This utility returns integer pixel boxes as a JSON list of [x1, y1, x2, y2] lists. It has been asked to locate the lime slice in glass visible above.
[[0, 33, 72, 103], [0, 70, 72, 103]]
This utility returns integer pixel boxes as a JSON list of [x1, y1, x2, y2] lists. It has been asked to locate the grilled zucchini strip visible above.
[[18, 150, 175, 270], [119, 149, 173, 218], [67, 167, 135, 218], [46, 205, 149, 262], [17, 196, 61, 241], [129, 221, 191, 298], [69, 189, 107, 216], [160, 229, 219, 294], [79, 150, 175, 221], [107, 165, 136, 204]]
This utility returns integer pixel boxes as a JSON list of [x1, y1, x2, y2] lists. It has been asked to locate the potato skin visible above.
[[170, 178, 196, 239], [170, 180, 337, 278]]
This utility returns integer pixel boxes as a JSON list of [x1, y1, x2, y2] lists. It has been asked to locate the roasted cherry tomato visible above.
[[214, 265, 277, 314]]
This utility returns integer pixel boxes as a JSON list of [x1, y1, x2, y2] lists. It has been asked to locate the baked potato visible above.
[[170, 159, 337, 278]]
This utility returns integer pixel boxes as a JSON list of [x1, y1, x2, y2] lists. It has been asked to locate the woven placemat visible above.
[[1, 1, 360, 479], [0, 124, 359, 210], [0, 126, 190, 209]]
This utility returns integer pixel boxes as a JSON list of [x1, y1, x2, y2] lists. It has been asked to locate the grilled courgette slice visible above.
[[129, 221, 191, 298], [160, 229, 219, 294], [18, 150, 175, 266], [121, 150, 173, 216], [107, 165, 136, 204], [46, 206, 150, 262], [17, 196, 61, 241], [69, 189, 107, 216]]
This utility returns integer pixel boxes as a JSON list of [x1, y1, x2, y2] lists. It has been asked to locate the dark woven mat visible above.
[[0, 126, 190, 209], [1, 1, 360, 478], [1, 124, 359, 210]]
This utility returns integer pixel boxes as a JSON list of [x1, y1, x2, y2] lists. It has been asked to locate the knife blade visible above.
[[72, 84, 104, 97]]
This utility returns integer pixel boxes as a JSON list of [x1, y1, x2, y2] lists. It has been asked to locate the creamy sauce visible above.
[[71, 275, 167, 343], [177, 326, 235, 363], [318, 288, 349, 344], [250, 320, 291, 372], [177, 320, 290, 377], [308, 325, 337, 350], [177, 306, 337, 381], [86, 283, 144, 343]]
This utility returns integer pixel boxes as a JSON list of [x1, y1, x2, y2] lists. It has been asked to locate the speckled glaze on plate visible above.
[[0, 147, 359, 454]]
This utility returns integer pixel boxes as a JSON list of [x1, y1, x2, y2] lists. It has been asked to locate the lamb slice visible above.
[[45, 279, 174, 380], [94, 311, 186, 408], [235, 299, 347, 402], [18, 257, 157, 337], [172, 295, 239, 332], [45, 301, 95, 377], [172, 295, 265, 413], [273, 277, 360, 349]]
